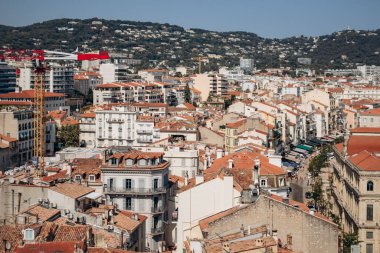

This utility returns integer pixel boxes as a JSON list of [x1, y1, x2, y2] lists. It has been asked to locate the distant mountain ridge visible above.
[[0, 18, 379, 70]]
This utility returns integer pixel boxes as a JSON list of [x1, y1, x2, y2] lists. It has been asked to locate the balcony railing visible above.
[[137, 138, 153, 143], [106, 119, 124, 123], [105, 187, 166, 195], [136, 129, 153, 134]]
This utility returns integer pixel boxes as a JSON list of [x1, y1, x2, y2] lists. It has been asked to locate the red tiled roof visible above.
[[61, 117, 79, 126], [16, 241, 85, 253], [204, 150, 285, 189], [0, 134, 17, 142], [351, 127, 380, 133], [50, 182, 94, 199], [48, 110, 67, 120], [226, 119, 247, 129], [349, 150, 380, 171], [0, 90, 64, 99], [360, 108, 380, 116], [80, 112, 96, 118]]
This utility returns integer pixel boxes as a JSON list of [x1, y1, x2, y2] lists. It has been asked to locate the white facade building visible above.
[[164, 147, 199, 178], [95, 105, 161, 148], [19, 64, 74, 95], [101, 150, 170, 252], [99, 63, 131, 83]]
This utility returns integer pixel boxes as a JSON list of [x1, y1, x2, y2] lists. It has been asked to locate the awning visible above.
[[77, 192, 102, 201], [293, 148, 309, 155], [297, 144, 313, 152]]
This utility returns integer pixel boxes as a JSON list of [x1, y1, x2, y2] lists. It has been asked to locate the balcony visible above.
[[105, 187, 166, 195], [151, 227, 164, 235], [137, 138, 153, 143], [136, 129, 153, 134], [106, 118, 124, 123]]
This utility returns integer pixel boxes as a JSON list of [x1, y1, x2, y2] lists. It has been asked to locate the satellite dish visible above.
[[9, 177, 15, 184]]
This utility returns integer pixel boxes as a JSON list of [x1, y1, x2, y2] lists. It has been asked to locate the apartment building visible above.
[[192, 73, 228, 102], [357, 65, 380, 78], [138, 69, 169, 82], [331, 128, 380, 253], [164, 146, 199, 178], [0, 90, 65, 112], [19, 64, 74, 95], [93, 82, 164, 105], [101, 150, 170, 252], [99, 63, 131, 83], [74, 71, 102, 96], [95, 104, 161, 147], [0, 62, 16, 94], [79, 112, 96, 148], [0, 134, 18, 172], [358, 108, 380, 128]]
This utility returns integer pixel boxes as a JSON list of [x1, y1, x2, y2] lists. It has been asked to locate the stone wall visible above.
[[207, 196, 340, 253]]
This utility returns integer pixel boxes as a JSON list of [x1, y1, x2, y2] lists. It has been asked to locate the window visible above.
[[260, 179, 267, 187], [366, 244, 373, 253], [125, 197, 132, 210], [126, 159, 133, 166], [89, 175, 95, 182], [366, 231, 373, 239], [75, 175, 82, 182], [125, 179, 132, 189], [367, 204, 373, 221], [367, 181, 374, 191], [154, 178, 159, 189], [139, 159, 147, 166]]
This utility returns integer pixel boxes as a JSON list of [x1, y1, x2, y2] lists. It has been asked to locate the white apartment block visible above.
[[336, 87, 380, 100], [79, 112, 96, 148], [138, 69, 169, 83], [192, 73, 228, 102], [95, 105, 161, 148], [101, 150, 170, 252], [93, 82, 164, 105], [357, 65, 380, 78], [19, 64, 74, 95], [99, 63, 131, 83], [164, 146, 199, 178]]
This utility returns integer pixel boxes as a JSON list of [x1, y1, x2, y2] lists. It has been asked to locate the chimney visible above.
[[240, 224, 245, 237], [203, 157, 208, 170], [222, 242, 230, 253], [228, 159, 233, 169], [342, 130, 350, 157], [184, 171, 189, 185], [253, 157, 260, 186], [216, 149, 223, 159]]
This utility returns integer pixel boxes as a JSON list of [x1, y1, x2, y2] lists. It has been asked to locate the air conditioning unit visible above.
[[107, 225, 114, 232], [64, 209, 70, 215], [50, 203, 57, 209], [38, 198, 43, 204], [68, 213, 74, 220], [23, 229, 35, 241]]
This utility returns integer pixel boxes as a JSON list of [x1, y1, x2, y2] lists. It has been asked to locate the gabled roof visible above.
[[50, 182, 94, 199]]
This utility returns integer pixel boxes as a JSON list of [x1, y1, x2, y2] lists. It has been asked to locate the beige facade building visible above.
[[358, 108, 380, 128], [331, 128, 380, 253], [192, 73, 228, 102]]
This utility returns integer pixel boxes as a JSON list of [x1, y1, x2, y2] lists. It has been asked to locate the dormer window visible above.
[[75, 175, 82, 182], [260, 179, 267, 187], [110, 158, 118, 166], [126, 159, 134, 166], [139, 159, 147, 166], [89, 175, 96, 182], [152, 158, 157, 165]]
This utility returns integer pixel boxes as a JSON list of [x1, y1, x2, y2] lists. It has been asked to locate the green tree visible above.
[[184, 84, 191, 103], [343, 232, 359, 253], [58, 124, 80, 147]]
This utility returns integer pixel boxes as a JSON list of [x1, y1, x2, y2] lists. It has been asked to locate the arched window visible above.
[[367, 181, 374, 191]]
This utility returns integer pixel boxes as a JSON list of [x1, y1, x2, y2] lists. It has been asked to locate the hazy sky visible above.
[[1, 0, 379, 38]]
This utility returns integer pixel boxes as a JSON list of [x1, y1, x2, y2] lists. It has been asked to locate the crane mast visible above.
[[33, 60, 45, 177], [30, 50, 109, 178]]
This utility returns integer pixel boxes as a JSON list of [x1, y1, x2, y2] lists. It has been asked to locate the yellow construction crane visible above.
[[193, 56, 208, 74], [33, 59, 45, 177]]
